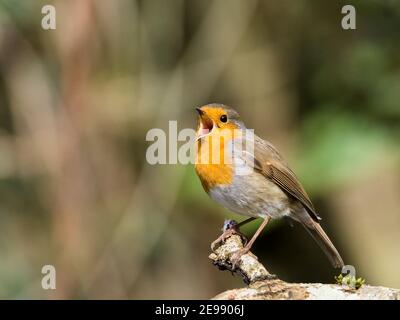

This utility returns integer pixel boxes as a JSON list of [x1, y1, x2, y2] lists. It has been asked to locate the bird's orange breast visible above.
[[194, 134, 233, 193]]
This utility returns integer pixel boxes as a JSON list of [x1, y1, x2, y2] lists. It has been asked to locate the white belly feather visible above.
[[208, 171, 292, 219]]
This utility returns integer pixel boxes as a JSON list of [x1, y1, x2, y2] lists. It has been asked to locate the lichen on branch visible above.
[[209, 230, 400, 300]]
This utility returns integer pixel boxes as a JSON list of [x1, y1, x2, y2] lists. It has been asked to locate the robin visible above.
[[194, 103, 344, 268]]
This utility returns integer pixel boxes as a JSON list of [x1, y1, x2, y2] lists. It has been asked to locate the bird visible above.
[[194, 103, 344, 268]]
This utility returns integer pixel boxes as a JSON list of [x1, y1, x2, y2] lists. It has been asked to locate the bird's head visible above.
[[195, 103, 244, 140]]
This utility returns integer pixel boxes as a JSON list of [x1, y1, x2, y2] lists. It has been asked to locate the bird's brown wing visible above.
[[246, 135, 321, 222]]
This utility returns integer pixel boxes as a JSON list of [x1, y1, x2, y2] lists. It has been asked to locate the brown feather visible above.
[[251, 135, 321, 222], [302, 220, 344, 268]]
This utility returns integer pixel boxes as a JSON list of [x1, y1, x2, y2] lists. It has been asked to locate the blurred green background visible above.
[[0, 0, 399, 299]]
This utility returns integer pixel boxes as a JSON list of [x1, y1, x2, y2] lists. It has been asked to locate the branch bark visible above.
[[209, 232, 400, 300]]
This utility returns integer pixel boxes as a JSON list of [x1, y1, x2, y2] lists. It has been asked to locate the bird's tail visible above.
[[302, 220, 344, 268]]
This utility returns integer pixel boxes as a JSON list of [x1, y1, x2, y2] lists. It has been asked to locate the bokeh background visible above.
[[0, 0, 399, 299]]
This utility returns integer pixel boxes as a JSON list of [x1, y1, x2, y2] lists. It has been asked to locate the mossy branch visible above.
[[209, 231, 400, 300]]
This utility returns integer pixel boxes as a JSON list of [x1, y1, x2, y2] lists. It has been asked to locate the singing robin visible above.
[[194, 103, 344, 268]]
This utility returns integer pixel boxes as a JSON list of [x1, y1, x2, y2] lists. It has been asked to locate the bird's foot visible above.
[[211, 228, 237, 251], [230, 247, 256, 269], [211, 220, 248, 251]]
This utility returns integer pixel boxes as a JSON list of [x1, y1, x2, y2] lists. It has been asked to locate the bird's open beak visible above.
[[196, 107, 204, 116], [196, 107, 214, 140]]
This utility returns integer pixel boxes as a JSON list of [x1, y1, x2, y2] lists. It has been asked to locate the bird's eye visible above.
[[220, 115, 227, 123]]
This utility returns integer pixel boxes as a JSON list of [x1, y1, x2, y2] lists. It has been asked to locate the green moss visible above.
[[335, 274, 365, 290]]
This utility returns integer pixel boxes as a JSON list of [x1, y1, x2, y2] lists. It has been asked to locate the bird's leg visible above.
[[230, 217, 270, 268], [235, 217, 257, 229], [211, 217, 256, 250]]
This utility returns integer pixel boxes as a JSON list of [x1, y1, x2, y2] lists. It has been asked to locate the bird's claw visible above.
[[211, 228, 237, 251], [230, 247, 251, 269], [211, 220, 248, 251]]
